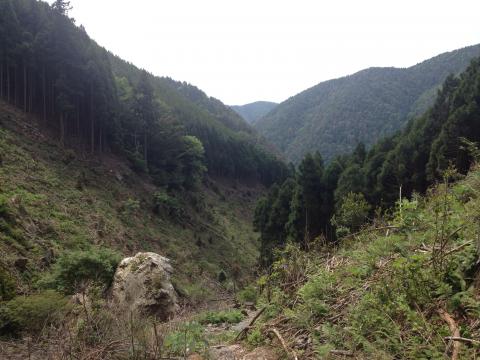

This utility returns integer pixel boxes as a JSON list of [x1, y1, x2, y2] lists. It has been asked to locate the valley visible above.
[[1, 0, 480, 359]]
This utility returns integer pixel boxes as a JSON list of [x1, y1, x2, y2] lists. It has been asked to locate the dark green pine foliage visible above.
[[0, 0, 286, 188], [255, 58, 480, 265], [256, 44, 480, 163]]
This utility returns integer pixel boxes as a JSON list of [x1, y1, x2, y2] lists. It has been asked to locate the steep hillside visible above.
[[0, 0, 287, 188], [231, 101, 278, 124], [249, 166, 480, 359], [256, 44, 480, 163], [0, 101, 261, 300]]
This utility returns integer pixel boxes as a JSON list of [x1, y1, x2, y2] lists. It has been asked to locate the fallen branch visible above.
[[444, 337, 480, 345], [427, 241, 473, 265], [234, 306, 266, 341], [438, 309, 461, 360], [344, 225, 399, 240], [330, 349, 354, 357], [268, 328, 298, 360]]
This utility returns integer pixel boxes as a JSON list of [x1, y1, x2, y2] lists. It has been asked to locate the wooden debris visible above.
[[330, 349, 354, 357], [235, 307, 266, 341], [268, 328, 298, 360], [438, 309, 461, 360]]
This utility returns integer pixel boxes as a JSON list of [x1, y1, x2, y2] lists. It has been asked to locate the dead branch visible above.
[[427, 241, 473, 265], [444, 337, 480, 345], [330, 349, 354, 357], [234, 306, 266, 341], [344, 225, 399, 240], [438, 309, 461, 360], [268, 328, 298, 360]]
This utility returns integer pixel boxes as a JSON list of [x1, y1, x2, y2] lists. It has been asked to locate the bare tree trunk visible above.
[[51, 79, 55, 118], [90, 83, 94, 154], [144, 131, 148, 166], [99, 125, 102, 154], [0, 62, 3, 99], [76, 96, 80, 138], [60, 112, 64, 147], [23, 61, 27, 112], [42, 66, 46, 123], [14, 65, 17, 107], [6, 61, 10, 103]]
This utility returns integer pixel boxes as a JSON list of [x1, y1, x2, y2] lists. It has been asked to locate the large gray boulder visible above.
[[111, 252, 178, 321]]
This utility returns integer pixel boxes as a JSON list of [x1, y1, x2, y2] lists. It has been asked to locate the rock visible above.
[[14, 257, 28, 271], [111, 252, 178, 321], [187, 354, 204, 360]]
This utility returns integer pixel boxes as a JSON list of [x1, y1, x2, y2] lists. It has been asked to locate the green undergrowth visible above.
[[253, 166, 480, 359], [0, 102, 261, 307], [196, 309, 245, 325]]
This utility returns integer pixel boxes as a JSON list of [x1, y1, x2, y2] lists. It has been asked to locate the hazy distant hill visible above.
[[255, 44, 480, 162], [231, 101, 277, 124]]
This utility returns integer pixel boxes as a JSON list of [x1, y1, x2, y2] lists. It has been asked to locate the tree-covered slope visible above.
[[254, 56, 480, 263], [255, 44, 480, 163], [0, 100, 261, 301], [230, 101, 278, 124], [0, 0, 287, 188]]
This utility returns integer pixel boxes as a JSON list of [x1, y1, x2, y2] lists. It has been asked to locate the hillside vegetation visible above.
[[256, 44, 480, 163], [0, 0, 286, 187], [249, 164, 480, 359], [254, 57, 480, 264], [231, 101, 278, 125], [0, 101, 262, 300]]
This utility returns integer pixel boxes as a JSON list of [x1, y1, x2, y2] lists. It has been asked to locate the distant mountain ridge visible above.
[[231, 101, 277, 124], [255, 44, 480, 163]]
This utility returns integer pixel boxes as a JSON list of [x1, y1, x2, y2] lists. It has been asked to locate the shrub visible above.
[[122, 198, 140, 216], [236, 285, 258, 304], [196, 309, 245, 325], [153, 190, 181, 217], [163, 322, 207, 356], [0, 268, 15, 301], [1, 290, 70, 334], [332, 192, 371, 235], [41, 248, 121, 294]]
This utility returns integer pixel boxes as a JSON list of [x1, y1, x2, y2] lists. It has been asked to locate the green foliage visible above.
[[163, 322, 207, 356], [256, 58, 480, 256], [256, 44, 480, 163], [41, 248, 121, 294], [246, 327, 264, 347], [1, 0, 286, 188], [1, 290, 70, 334], [0, 268, 15, 302], [332, 192, 371, 235], [121, 198, 140, 216], [196, 309, 245, 325], [256, 166, 480, 359], [236, 285, 258, 304]]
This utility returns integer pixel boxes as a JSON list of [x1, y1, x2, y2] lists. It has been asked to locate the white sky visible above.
[[60, 0, 480, 105]]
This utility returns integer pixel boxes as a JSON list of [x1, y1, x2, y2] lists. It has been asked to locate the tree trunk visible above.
[[7, 62, 10, 103], [144, 131, 148, 166], [99, 125, 103, 154], [14, 65, 17, 107], [51, 79, 55, 119], [42, 66, 46, 123], [90, 83, 94, 154], [76, 96, 80, 138], [60, 112, 64, 147], [0, 62, 3, 99], [23, 61, 27, 113]]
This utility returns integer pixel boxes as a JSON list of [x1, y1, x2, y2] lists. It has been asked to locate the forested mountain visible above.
[[230, 101, 277, 124], [255, 44, 480, 163], [0, 0, 287, 188], [255, 56, 480, 264]]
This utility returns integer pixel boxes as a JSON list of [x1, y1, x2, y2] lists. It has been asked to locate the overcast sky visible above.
[[59, 0, 480, 105]]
